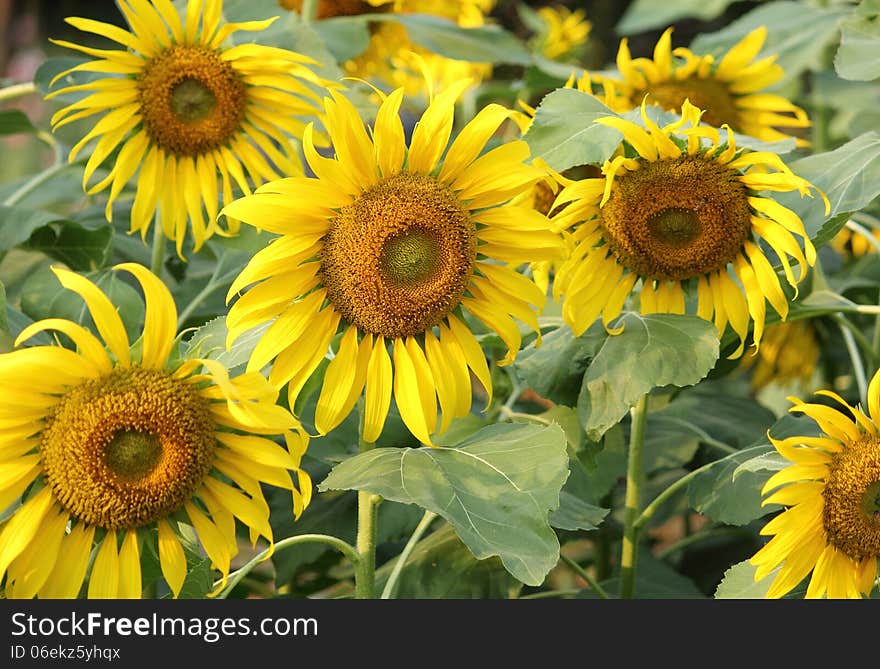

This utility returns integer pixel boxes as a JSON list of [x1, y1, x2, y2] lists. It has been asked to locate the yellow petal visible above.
[[408, 79, 472, 175], [117, 530, 142, 599], [363, 336, 393, 444], [51, 267, 131, 366], [315, 326, 365, 435], [38, 523, 95, 599], [87, 531, 120, 599], [446, 315, 493, 410], [158, 519, 186, 598], [0, 487, 54, 580], [114, 263, 176, 369], [392, 337, 437, 446]]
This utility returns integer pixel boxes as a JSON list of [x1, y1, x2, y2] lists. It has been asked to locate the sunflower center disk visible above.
[[601, 155, 752, 281], [138, 45, 247, 157], [640, 77, 740, 129], [320, 173, 477, 338], [823, 438, 880, 561], [39, 368, 216, 531]]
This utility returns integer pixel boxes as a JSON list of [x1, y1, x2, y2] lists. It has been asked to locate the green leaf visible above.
[[25, 220, 112, 271], [311, 17, 372, 62], [34, 57, 94, 99], [686, 412, 817, 526], [374, 523, 519, 598], [686, 410, 817, 527], [688, 445, 782, 525], [0, 110, 36, 136], [774, 131, 880, 247], [835, 15, 880, 81], [577, 313, 720, 441], [550, 488, 609, 531], [0, 206, 75, 253], [180, 316, 271, 371], [690, 1, 850, 86], [712, 559, 811, 599], [379, 14, 532, 65], [514, 321, 607, 407], [319, 422, 570, 586], [523, 88, 621, 172], [616, 0, 739, 34]]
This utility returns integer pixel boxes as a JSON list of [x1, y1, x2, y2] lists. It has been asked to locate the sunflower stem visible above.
[[354, 487, 381, 599], [176, 263, 227, 328], [380, 510, 438, 599], [150, 217, 166, 279], [0, 81, 36, 103], [354, 401, 382, 599], [3, 162, 67, 207], [558, 552, 609, 599], [633, 459, 720, 534], [216, 534, 360, 598], [619, 393, 648, 599], [300, 0, 319, 23], [836, 315, 869, 406]]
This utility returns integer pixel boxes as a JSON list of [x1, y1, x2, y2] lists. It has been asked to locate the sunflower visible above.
[[740, 319, 821, 391], [551, 99, 827, 357], [530, 6, 591, 62], [222, 82, 564, 446], [598, 26, 810, 145], [749, 378, 880, 598], [830, 223, 880, 258], [0, 264, 311, 599], [47, 0, 327, 256]]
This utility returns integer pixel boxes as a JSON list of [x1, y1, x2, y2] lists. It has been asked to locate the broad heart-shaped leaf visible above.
[[180, 316, 271, 371], [25, 220, 112, 271], [616, 0, 738, 34], [714, 560, 807, 599], [688, 445, 781, 526], [577, 313, 720, 442], [311, 16, 372, 62], [549, 459, 609, 532], [0, 206, 77, 253], [513, 320, 607, 407], [773, 131, 880, 248], [690, 1, 850, 87], [688, 413, 821, 526], [0, 110, 36, 136], [318, 422, 570, 586], [835, 14, 880, 82], [523, 88, 622, 172], [374, 523, 520, 599]]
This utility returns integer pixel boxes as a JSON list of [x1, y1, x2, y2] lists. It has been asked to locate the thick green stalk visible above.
[[150, 218, 166, 278], [619, 394, 648, 599], [300, 0, 319, 22], [354, 489, 380, 598], [353, 403, 381, 599]]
